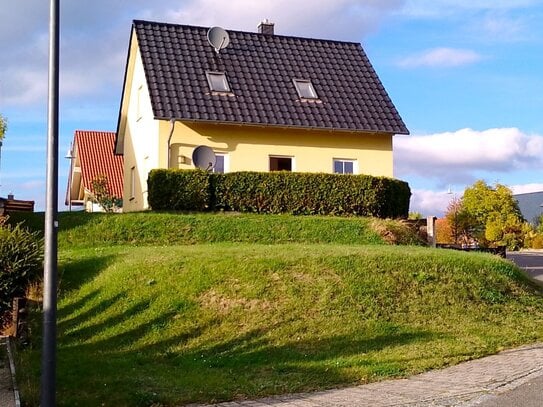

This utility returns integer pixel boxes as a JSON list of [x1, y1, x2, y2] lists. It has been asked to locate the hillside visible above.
[[7, 211, 424, 247], [11, 212, 543, 406]]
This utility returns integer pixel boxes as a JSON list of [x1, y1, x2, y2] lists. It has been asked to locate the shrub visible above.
[[530, 233, 543, 249], [148, 169, 411, 218], [0, 217, 43, 326], [148, 169, 213, 211]]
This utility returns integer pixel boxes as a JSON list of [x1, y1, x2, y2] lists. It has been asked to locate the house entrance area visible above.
[[270, 156, 292, 171]]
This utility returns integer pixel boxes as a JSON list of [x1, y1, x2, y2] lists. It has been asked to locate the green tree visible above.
[[0, 114, 6, 141], [461, 180, 525, 249]]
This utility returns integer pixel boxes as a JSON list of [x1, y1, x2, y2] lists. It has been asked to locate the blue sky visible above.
[[1, 0, 543, 216]]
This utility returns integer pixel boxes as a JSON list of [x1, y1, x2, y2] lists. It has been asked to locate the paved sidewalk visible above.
[[189, 343, 543, 407], [2, 341, 541, 406], [0, 337, 17, 407]]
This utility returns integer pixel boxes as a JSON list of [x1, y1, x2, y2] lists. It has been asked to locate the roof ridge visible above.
[[132, 19, 361, 46]]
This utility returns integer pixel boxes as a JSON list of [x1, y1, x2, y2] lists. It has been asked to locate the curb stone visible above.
[[0, 336, 18, 407]]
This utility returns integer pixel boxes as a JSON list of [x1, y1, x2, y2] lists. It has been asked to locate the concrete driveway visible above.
[[506, 250, 543, 286]]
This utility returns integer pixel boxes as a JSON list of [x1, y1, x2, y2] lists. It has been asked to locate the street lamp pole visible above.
[[41, 0, 59, 405]]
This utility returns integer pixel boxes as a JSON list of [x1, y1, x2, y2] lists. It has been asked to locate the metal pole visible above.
[[41, 0, 59, 405]]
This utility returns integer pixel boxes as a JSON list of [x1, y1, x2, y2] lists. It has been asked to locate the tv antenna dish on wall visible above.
[[192, 145, 217, 171], [207, 26, 230, 53]]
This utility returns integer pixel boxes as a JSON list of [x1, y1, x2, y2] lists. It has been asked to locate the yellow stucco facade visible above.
[[117, 29, 395, 212]]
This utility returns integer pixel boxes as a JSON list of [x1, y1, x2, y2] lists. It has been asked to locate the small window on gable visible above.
[[206, 72, 231, 93], [293, 79, 318, 100]]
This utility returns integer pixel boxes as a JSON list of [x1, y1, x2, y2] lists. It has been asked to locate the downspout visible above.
[[167, 118, 176, 169]]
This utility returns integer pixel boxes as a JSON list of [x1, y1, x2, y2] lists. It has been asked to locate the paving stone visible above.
[[188, 343, 543, 407]]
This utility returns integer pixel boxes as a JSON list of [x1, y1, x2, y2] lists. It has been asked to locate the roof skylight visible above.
[[206, 71, 231, 93], [293, 79, 318, 100]]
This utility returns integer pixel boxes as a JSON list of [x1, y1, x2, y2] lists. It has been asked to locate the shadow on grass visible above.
[[59, 253, 118, 293], [47, 293, 442, 406], [6, 211, 107, 235]]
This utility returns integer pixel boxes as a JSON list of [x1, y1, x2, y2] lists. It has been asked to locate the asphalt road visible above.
[[469, 374, 543, 407], [473, 250, 543, 407], [507, 250, 543, 285]]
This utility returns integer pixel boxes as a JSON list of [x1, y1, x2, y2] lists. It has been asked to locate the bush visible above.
[[148, 169, 213, 211], [148, 169, 411, 218], [530, 234, 543, 249], [0, 217, 43, 325]]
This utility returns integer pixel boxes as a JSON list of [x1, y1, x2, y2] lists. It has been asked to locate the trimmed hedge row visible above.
[[148, 169, 411, 218]]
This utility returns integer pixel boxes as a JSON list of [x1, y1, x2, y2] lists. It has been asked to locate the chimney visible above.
[[7, 193, 14, 200], [258, 19, 274, 35]]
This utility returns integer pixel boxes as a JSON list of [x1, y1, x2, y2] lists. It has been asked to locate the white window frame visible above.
[[206, 71, 232, 93], [333, 159, 357, 174], [293, 79, 319, 100], [130, 166, 136, 200], [213, 152, 229, 173]]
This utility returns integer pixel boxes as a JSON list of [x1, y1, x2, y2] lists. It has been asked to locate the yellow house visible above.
[[115, 20, 409, 212]]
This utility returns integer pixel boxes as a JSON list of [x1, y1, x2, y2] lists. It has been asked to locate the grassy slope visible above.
[[8, 211, 422, 246], [13, 212, 543, 406]]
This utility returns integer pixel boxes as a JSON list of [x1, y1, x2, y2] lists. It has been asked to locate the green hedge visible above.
[[148, 169, 411, 218], [147, 169, 213, 211]]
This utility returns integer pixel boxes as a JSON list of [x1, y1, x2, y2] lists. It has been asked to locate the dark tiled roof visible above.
[[133, 20, 409, 135]]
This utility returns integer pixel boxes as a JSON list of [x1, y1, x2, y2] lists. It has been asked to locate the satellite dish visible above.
[[207, 26, 230, 53], [192, 145, 217, 171]]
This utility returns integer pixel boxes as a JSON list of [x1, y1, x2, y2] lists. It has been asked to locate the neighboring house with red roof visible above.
[[115, 20, 409, 212], [66, 130, 124, 212]]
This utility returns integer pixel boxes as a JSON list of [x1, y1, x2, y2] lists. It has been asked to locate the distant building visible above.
[[514, 191, 543, 226], [0, 193, 34, 216], [66, 130, 124, 212]]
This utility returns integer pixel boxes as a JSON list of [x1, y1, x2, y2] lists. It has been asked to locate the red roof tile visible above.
[[74, 130, 124, 198]]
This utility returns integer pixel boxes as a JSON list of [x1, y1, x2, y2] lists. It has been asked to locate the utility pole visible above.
[[41, 0, 59, 405]]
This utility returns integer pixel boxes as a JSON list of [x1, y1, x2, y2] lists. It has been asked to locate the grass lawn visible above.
[[15, 226, 543, 406]]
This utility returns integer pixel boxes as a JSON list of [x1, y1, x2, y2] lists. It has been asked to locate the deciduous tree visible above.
[[0, 114, 6, 141], [91, 174, 122, 212], [461, 180, 524, 249]]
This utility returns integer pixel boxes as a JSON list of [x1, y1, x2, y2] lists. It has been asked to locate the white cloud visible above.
[[401, 0, 540, 18], [409, 188, 453, 217], [510, 183, 543, 195], [394, 128, 543, 183], [0, 0, 406, 110], [398, 47, 483, 68], [165, 0, 405, 40]]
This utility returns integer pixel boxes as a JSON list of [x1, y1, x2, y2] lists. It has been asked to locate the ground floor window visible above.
[[270, 156, 292, 171], [213, 153, 226, 173], [333, 159, 355, 174]]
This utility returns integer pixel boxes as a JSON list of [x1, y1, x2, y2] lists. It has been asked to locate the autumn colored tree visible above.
[[91, 174, 122, 212], [443, 195, 477, 245]]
